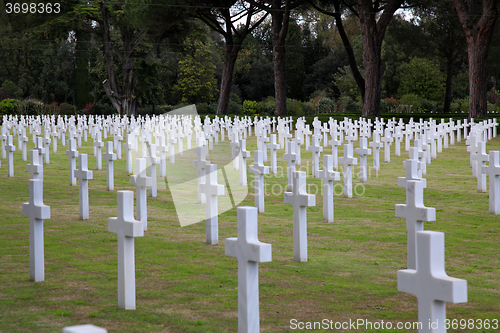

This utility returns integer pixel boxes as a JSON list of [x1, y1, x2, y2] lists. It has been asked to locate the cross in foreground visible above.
[[108, 191, 144, 310], [398, 231, 467, 333], [284, 171, 316, 262], [22, 179, 51, 282], [225, 206, 272, 333]]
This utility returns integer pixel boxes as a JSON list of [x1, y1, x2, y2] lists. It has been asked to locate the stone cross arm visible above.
[[398, 231, 467, 303], [108, 191, 144, 237], [22, 180, 50, 220]]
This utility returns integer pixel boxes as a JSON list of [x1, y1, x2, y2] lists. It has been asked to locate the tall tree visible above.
[[453, 0, 498, 118], [348, 0, 403, 116], [196, 0, 268, 115], [246, 0, 308, 116]]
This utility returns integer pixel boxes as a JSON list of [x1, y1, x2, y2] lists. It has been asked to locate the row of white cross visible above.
[[6, 113, 499, 333]]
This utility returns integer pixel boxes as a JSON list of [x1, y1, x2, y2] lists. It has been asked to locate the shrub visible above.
[[421, 98, 438, 113], [242, 100, 259, 116], [315, 97, 336, 114], [0, 98, 19, 116], [90, 102, 116, 115], [302, 101, 314, 116], [227, 100, 242, 115], [58, 103, 77, 116], [196, 102, 217, 115], [18, 99, 44, 116], [286, 98, 304, 117], [400, 94, 422, 110], [339, 95, 361, 113]]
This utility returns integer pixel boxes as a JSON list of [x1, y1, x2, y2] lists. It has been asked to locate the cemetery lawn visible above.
[[1, 133, 499, 333]]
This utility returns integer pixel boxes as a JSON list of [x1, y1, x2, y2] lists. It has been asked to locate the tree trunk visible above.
[[466, 36, 490, 118], [359, 7, 383, 117], [100, 0, 140, 116], [271, 0, 290, 117], [453, 0, 498, 119], [357, 0, 401, 117], [217, 46, 239, 115]]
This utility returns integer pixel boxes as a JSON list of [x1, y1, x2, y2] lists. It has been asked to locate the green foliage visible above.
[[286, 99, 304, 117], [333, 66, 360, 101], [338, 95, 362, 113], [285, 19, 305, 100], [1, 80, 23, 99], [196, 102, 217, 115], [242, 100, 259, 116], [89, 102, 116, 116], [0, 98, 19, 116], [58, 102, 77, 116], [173, 39, 218, 104], [400, 94, 422, 109], [315, 97, 336, 114], [398, 58, 445, 102]]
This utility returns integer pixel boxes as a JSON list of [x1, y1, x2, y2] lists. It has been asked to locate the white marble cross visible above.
[[329, 131, 341, 169], [114, 131, 123, 159], [123, 134, 134, 174], [200, 164, 224, 245], [472, 141, 489, 192], [482, 151, 500, 214], [51, 127, 58, 153], [130, 158, 152, 230], [108, 191, 144, 310], [20, 127, 28, 161], [193, 144, 210, 204], [6, 135, 16, 177], [369, 132, 382, 171], [145, 140, 160, 197], [381, 128, 393, 163], [355, 137, 372, 182], [249, 150, 269, 213], [230, 132, 240, 171], [23, 179, 50, 282], [103, 141, 117, 191], [27, 150, 43, 180], [283, 141, 298, 191], [35, 136, 45, 174], [307, 134, 323, 178], [268, 134, 280, 174], [0, 127, 7, 159], [398, 231, 467, 332], [398, 148, 427, 189], [43, 130, 51, 164], [63, 324, 107, 333], [66, 139, 79, 186], [94, 132, 104, 170], [396, 180, 435, 270], [318, 155, 340, 223], [167, 131, 177, 164], [284, 171, 316, 262], [239, 139, 251, 186], [75, 154, 93, 220], [225, 206, 272, 333], [338, 143, 358, 198], [393, 127, 403, 156]]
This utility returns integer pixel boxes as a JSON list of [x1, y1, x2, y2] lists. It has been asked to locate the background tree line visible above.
[[1, 0, 500, 119]]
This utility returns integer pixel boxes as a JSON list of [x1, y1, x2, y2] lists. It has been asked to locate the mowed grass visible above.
[[0, 127, 499, 333]]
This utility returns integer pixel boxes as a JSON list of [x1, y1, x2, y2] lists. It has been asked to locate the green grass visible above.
[[0, 128, 499, 332]]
